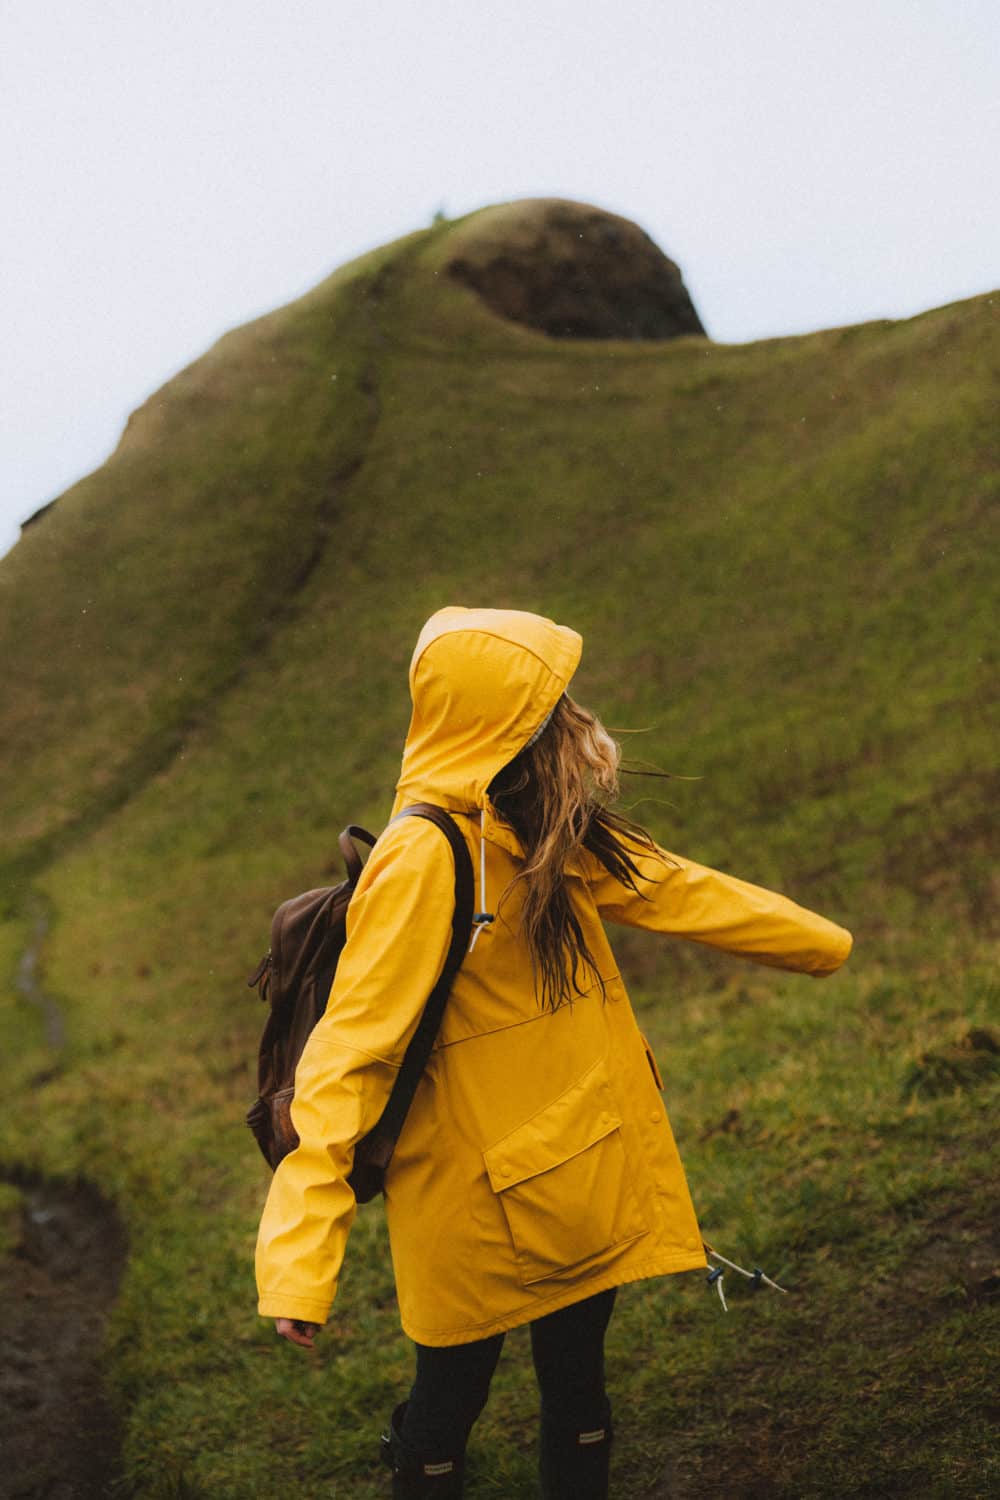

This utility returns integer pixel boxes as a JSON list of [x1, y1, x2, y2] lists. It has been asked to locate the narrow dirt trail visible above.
[[1, 1173, 127, 1499], [3, 913, 127, 1499]]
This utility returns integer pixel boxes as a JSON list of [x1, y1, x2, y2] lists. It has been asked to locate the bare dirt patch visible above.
[[0, 1171, 127, 1499]]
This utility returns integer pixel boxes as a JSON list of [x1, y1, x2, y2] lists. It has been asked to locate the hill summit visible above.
[[443, 198, 705, 339]]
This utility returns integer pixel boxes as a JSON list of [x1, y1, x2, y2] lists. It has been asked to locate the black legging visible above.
[[400, 1288, 617, 1456]]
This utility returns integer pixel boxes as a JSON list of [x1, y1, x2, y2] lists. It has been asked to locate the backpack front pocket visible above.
[[483, 1058, 649, 1286]]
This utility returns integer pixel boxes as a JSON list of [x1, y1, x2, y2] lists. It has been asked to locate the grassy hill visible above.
[[1, 202, 997, 1498]]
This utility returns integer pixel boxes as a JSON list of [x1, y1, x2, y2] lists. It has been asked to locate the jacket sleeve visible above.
[[587, 841, 852, 977], [255, 817, 456, 1325]]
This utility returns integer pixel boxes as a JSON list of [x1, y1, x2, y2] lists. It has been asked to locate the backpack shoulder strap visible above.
[[338, 824, 378, 886], [366, 803, 475, 1150]]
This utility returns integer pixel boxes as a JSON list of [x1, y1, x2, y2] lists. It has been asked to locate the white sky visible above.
[[2, 0, 998, 557]]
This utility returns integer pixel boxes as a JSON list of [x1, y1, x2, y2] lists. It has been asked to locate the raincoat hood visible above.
[[393, 607, 582, 814]]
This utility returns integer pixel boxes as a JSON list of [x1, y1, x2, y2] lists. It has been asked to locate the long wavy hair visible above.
[[487, 695, 660, 1011]]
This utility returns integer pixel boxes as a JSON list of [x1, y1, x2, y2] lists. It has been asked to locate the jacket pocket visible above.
[[483, 1058, 649, 1286], [640, 1033, 664, 1090]]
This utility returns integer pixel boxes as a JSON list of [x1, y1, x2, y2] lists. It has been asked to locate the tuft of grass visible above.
[[901, 1024, 1000, 1100]]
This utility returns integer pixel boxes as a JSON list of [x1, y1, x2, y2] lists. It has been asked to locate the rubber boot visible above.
[[380, 1402, 466, 1498], [539, 1398, 613, 1500]]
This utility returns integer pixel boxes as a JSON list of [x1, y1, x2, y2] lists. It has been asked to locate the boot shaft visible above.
[[381, 1401, 465, 1498], [539, 1399, 613, 1500]]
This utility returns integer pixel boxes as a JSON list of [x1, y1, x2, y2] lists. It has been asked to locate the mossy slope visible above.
[[0, 206, 997, 1497]]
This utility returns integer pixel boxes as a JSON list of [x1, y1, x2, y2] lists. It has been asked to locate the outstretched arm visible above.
[[588, 841, 852, 977]]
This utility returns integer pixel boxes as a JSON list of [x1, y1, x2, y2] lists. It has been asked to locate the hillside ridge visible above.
[[0, 202, 997, 1499], [0, 206, 995, 916]]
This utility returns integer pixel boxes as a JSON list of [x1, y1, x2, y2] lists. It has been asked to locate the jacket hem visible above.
[[398, 1249, 708, 1346]]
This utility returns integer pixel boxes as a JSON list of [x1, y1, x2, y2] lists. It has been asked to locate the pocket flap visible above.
[[483, 1059, 622, 1193]]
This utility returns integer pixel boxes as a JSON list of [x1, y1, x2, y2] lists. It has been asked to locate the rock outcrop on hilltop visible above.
[[445, 198, 705, 340]]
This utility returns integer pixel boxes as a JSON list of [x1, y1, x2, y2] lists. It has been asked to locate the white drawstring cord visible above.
[[468, 808, 495, 953], [703, 1240, 789, 1312], [707, 1266, 729, 1311], [704, 1241, 789, 1295]]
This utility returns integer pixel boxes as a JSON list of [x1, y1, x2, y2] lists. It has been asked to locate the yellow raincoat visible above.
[[256, 607, 852, 1345]]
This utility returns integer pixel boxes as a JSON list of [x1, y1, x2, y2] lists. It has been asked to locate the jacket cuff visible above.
[[258, 1292, 331, 1323], [810, 926, 853, 977]]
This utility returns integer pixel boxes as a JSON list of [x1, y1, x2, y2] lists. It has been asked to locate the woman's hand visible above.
[[275, 1317, 321, 1349]]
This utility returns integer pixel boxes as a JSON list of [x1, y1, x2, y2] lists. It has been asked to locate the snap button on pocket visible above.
[[650, 1109, 661, 1123]]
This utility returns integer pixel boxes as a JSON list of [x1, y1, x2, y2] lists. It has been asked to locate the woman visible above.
[[255, 606, 852, 1498]]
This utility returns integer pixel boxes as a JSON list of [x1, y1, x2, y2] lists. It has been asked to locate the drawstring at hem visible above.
[[702, 1239, 789, 1312]]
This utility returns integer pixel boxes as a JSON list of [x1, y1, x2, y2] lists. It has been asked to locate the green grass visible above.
[[0, 210, 997, 1496]]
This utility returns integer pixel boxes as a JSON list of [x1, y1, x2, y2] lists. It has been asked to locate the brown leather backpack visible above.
[[246, 804, 474, 1200]]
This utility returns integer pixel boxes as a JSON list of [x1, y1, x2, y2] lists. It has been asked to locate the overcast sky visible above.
[[2, 0, 997, 557]]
